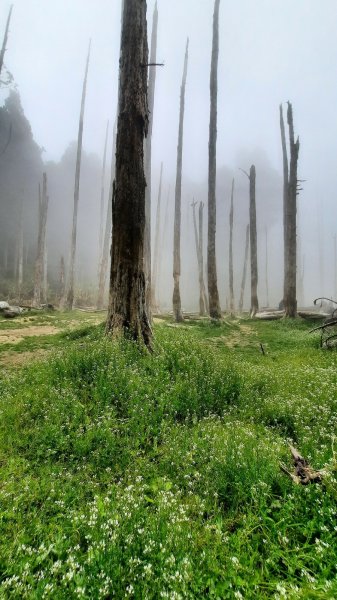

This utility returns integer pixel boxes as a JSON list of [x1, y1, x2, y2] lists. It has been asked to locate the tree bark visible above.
[[238, 224, 249, 313], [106, 0, 151, 348], [265, 227, 269, 307], [249, 165, 259, 316], [207, 0, 221, 319], [97, 121, 117, 310], [59, 256, 65, 301], [0, 5, 13, 77], [33, 174, 49, 306], [62, 41, 91, 310], [151, 161, 163, 313], [283, 102, 299, 317], [98, 120, 110, 263], [199, 201, 208, 313], [192, 200, 208, 316], [229, 177, 235, 314], [173, 38, 189, 322], [144, 1, 159, 316]]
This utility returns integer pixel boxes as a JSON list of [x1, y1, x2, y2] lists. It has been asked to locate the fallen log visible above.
[[280, 446, 323, 485]]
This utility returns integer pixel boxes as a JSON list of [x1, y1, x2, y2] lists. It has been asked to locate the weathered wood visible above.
[[249, 165, 259, 317], [33, 174, 49, 307], [238, 224, 249, 313], [280, 446, 322, 485], [229, 178, 235, 314]]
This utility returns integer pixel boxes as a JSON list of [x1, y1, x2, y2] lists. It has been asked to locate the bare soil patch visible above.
[[0, 325, 59, 345]]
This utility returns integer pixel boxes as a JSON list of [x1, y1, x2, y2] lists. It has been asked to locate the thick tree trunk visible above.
[[249, 165, 259, 316], [229, 177, 235, 314], [98, 120, 110, 262], [106, 0, 151, 348], [283, 102, 299, 317], [207, 0, 221, 319], [144, 1, 159, 315], [151, 161, 163, 312], [173, 39, 189, 322], [97, 121, 117, 310], [0, 5, 13, 77], [238, 224, 249, 313], [62, 41, 90, 310], [33, 174, 49, 306]]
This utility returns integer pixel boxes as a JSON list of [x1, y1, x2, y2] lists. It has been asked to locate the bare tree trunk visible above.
[[98, 120, 110, 263], [191, 201, 204, 315], [43, 246, 48, 303], [62, 41, 91, 310], [17, 198, 23, 301], [144, 1, 159, 315], [207, 0, 221, 319], [97, 121, 117, 310], [238, 224, 249, 313], [265, 227, 269, 307], [283, 101, 300, 317], [157, 184, 170, 309], [229, 177, 235, 314], [106, 0, 151, 348], [59, 256, 65, 301], [33, 174, 49, 306], [173, 38, 189, 322], [0, 5, 13, 77], [280, 104, 288, 307], [151, 161, 163, 312], [199, 201, 208, 313], [249, 165, 259, 316]]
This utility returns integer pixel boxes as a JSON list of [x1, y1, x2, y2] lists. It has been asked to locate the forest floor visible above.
[[0, 311, 337, 598]]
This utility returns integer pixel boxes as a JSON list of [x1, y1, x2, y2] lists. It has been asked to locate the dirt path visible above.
[[0, 325, 59, 345]]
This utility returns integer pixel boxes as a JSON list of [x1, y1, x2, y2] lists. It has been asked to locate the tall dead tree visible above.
[[98, 120, 110, 261], [173, 38, 189, 322], [249, 165, 259, 316], [106, 0, 151, 347], [33, 174, 49, 306], [0, 5, 13, 77], [62, 41, 91, 310], [17, 198, 24, 301], [229, 178, 235, 314], [151, 161, 163, 313], [207, 0, 221, 319], [97, 121, 117, 310], [192, 200, 207, 315], [144, 1, 159, 314], [281, 102, 300, 317], [238, 224, 249, 313]]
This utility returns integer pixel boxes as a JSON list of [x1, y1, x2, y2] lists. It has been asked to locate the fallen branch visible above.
[[280, 445, 323, 485]]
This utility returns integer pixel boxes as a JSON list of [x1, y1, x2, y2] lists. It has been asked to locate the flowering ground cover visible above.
[[0, 315, 336, 598]]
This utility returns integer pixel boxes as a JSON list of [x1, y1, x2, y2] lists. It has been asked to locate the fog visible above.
[[1, 0, 337, 310]]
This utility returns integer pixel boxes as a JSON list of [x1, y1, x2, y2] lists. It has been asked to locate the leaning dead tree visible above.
[[191, 200, 208, 315], [173, 38, 189, 322], [238, 224, 250, 313], [207, 0, 222, 319], [0, 5, 13, 77], [33, 174, 49, 306], [62, 41, 91, 310], [280, 102, 300, 317], [106, 0, 152, 348], [229, 178, 235, 314], [151, 161, 163, 313], [144, 1, 159, 315], [97, 121, 117, 310]]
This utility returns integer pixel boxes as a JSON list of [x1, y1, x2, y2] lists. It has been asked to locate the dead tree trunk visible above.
[[199, 201, 208, 314], [238, 224, 249, 313], [0, 5, 13, 77], [249, 165, 259, 316], [17, 198, 24, 301], [207, 0, 221, 319], [280, 104, 288, 307], [59, 256, 65, 301], [282, 101, 300, 317], [97, 121, 117, 310], [33, 174, 49, 306], [173, 38, 189, 322], [62, 41, 91, 310], [229, 178, 235, 314], [265, 227, 269, 307], [192, 200, 208, 316], [151, 161, 163, 313], [144, 1, 159, 315], [99, 120, 110, 263], [106, 0, 151, 348]]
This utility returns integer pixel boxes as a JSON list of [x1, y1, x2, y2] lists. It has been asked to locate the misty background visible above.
[[0, 0, 336, 310]]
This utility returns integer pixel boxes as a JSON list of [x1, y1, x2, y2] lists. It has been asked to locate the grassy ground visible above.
[[0, 312, 337, 598]]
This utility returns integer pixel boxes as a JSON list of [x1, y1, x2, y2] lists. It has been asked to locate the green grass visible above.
[[0, 315, 337, 598]]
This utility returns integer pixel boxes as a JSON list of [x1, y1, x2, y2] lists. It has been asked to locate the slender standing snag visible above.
[[199, 201, 208, 313], [98, 120, 110, 263], [249, 165, 259, 316], [0, 5, 13, 77], [17, 198, 24, 301], [33, 174, 49, 307], [192, 200, 207, 316], [106, 0, 151, 347], [238, 224, 249, 313], [229, 178, 235, 314], [62, 41, 91, 310], [281, 101, 300, 317], [173, 38, 189, 322], [144, 1, 159, 315], [208, 0, 221, 319], [151, 161, 163, 313], [59, 256, 65, 300]]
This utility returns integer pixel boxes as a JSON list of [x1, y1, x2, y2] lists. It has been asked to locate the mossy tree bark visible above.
[[207, 0, 221, 319], [106, 0, 152, 348], [173, 39, 189, 322]]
